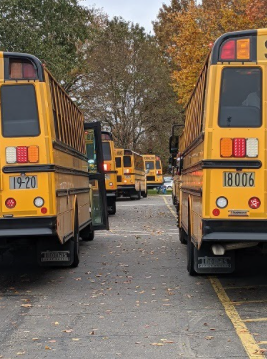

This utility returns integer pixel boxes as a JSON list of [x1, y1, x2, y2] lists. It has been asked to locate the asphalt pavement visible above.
[[0, 195, 267, 359]]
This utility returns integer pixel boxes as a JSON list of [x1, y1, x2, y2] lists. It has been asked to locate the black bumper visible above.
[[117, 185, 135, 190], [0, 217, 57, 237], [147, 183, 163, 189], [202, 220, 267, 242]]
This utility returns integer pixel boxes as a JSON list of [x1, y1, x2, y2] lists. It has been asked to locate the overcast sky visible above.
[[80, 0, 167, 33]]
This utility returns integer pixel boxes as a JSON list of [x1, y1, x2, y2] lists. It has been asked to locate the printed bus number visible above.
[[224, 172, 254, 187], [14, 176, 37, 189]]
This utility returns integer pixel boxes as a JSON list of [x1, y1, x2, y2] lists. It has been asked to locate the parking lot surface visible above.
[[0, 195, 267, 358]]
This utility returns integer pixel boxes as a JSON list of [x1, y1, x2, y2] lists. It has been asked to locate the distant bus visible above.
[[170, 28, 267, 275], [116, 149, 147, 199], [0, 52, 108, 267], [102, 132, 117, 215], [143, 155, 163, 189], [114, 148, 124, 186]]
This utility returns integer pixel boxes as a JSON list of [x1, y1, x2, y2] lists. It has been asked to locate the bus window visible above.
[[146, 161, 154, 170], [1, 84, 40, 137], [124, 156, 131, 167], [219, 68, 262, 128], [115, 157, 122, 168], [102, 142, 111, 161]]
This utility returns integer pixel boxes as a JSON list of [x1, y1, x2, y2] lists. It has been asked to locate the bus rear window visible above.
[[123, 156, 131, 167], [102, 142, 111, 161], [146, 161, 154, 170], [156, 160, 161, 169], [115, 157, 121, 168], [219, 68, 262, 128], [1, 84, 40, 137]]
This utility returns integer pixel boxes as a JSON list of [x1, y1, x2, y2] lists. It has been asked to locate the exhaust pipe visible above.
[[212, 242, 259, 255]]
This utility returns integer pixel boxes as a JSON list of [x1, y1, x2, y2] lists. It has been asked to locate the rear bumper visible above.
[[106, 190, 117, 197], [202, 220, 267, 242], [0, 216, 57, 237], [117, 185, 135, 190], [147, 182, 163, 188]]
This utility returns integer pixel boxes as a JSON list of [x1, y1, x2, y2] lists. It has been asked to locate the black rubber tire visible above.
[[172, 195, 177, 206], [108, 200, 116, 215], [71, 213, 80, 268], [141, 191, 147, 198], [136, 190, 141, 200], [81, 222, 94, 241], [179, 227, 187, 245]]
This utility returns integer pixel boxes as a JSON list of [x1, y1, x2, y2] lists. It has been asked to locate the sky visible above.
[[80, 0, 168, 33]]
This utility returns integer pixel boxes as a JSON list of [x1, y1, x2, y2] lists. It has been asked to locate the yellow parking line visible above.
[[243, 318, 267, 323], [258, 342, 267, 345], [162, 196, 177, 219], [231, 300, 267, 306], [209, 277, 265, 358], [224, 285, 267, 290]]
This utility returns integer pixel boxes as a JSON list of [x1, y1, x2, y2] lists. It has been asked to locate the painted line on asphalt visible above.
[[209, 277, 265, 359], [258, 342, 267, 345], [231, 300, 267, 305], [243, 318, 267, 323], [223, 285, 267, 290], [162, 196, 177, 219]]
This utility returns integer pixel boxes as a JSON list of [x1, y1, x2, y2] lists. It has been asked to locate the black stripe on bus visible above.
[[202, 160, 262, 169], [104, 170, 118, 174], [3, 165, 90, 177], [68, 188, 90, 195]]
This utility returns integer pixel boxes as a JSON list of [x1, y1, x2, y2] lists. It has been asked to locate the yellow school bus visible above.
[[102, 131, 117, 214], [114, 148, 124, 186], [117, 149, 147, 199], [0, 52, 108, 267], [170, 28, 267, 275], [143, 155, 163, 189]]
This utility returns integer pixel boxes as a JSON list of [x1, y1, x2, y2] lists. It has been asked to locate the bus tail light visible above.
[[28, 146, 39, 163], [103, 163, 108, 171], [220, 40, 235, 60], [16, 146, 28, 163], [248, 197, 261, 209], [246, 138, 258, 158], [233, 138, 246, 157], [124, 169, 130, 174], [220, 138, 232, 157], [6, 147, 17, 164], [5, 198, 16, 209], [236, 39, 250, 60]]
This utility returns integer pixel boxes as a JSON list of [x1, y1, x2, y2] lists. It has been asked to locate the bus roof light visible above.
[[233, 138, 246, 157], [246, 138, 258, 158], [6, 147, 17, 163], [220, 40, 235, 61], [237, 39, 250, 60], [220, 138, 232, 157], [16, 146, 28, 163]]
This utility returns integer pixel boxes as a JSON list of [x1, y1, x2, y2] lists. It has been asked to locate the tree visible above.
[[75, 17, 182, 159], [0, 0, 96, 89]]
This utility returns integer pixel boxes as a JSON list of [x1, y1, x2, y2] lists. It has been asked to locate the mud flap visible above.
[[37, 238, 74, 267], [194, 245, 235, 274]]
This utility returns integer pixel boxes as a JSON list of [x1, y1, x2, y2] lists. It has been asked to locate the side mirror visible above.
[[169, 135, 179, 154]]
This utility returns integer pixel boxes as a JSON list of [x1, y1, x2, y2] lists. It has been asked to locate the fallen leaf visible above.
[[16, 352, 25, 355], [45, 346, 51, 350], [54, 322, 59, 325], [20, 304, 32, 308], [205, 336, 214, 340], [150, 343, 164, 346]]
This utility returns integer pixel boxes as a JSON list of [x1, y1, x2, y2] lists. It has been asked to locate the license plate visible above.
[[125, 175, 131, 178], [223, 172, 255, 187], [10, 176, 38, 189], [41, 251, 70, 262]]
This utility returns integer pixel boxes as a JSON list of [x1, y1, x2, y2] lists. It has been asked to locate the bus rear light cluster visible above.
[[220, 138, 258, 158], [6, 146, 39, 164], [220, 38, 250, 61]]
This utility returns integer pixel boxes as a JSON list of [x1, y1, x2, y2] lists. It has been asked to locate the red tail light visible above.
[[233, 138, 246, 158], [5, 198, 16, 209], [103, 163, 107, 171], [220, 40, 235, 60], [248, 197, 261, 209], [16, 146, 28, 163]]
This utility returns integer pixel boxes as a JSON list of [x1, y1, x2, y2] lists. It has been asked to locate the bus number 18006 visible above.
[[223, 172, 255, 188]]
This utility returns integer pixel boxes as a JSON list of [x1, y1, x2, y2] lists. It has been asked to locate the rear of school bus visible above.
[[115, 148, 124, 187], [0, 52, 91, 267], [143, 155, 163, 189], [193, 29, 267, 274], [102, 132, 117, 214]]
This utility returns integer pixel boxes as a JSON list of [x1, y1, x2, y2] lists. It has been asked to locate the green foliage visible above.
[[0, 0, 92, 88]]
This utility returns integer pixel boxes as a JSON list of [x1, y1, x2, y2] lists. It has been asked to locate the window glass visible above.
[[115, 157, 121, 168], [146, 161, 154, 170], [219, 68, 262, 128], [1, 84, 40, 137], [123, 156, 131, 167], [156, 160, 161, 169], [102, 142, 111, 161]]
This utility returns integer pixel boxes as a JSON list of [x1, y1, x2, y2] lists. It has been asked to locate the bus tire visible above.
[[136, 189, 141, 200], [108, 200, 116, 215], [71, 207, 80, 268], [179, 226, 187, 245], [187, 207, 196, 276], [142, 191, 147, 198], [81, 222, 94, 241]]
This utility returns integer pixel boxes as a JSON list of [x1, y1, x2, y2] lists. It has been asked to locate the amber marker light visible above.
[[220, 138, 232, 157], [237, 39, 250, 60], [28, 146, 39, 163]]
